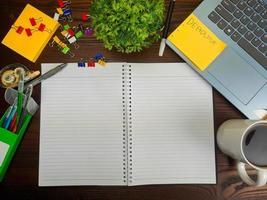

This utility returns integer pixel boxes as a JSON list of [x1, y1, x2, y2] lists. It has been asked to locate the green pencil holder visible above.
[[0, 88, 39, 182]]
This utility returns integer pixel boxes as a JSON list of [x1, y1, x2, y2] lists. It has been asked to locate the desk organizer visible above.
[[0, 88, 39, 182]]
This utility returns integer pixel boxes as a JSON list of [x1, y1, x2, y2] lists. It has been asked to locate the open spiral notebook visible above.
[[39, 63, 216, 186]]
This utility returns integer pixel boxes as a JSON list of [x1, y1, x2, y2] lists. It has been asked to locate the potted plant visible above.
[[90, 0, 164, 53]]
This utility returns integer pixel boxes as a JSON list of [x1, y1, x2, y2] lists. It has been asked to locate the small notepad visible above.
[[39, 63, 216, 186], [167, 14, 226, 71], [2, 4, 59, 62]]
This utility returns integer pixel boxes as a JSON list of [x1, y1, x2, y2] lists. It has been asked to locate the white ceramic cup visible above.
[[217, 119, 267, 186]]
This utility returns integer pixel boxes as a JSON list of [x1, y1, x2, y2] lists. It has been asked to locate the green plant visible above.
[[90, 0, 164, 53]]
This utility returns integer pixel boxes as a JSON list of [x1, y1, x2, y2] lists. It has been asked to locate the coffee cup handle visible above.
[[237, 161, 267, 186]]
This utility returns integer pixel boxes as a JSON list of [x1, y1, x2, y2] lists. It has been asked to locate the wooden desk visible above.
[[0, 0, 266, 199]]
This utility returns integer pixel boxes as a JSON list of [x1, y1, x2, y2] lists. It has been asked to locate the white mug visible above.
[[217, 119, 267, 186]]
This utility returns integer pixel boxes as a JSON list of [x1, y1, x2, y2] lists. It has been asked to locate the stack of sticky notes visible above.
[[2, 4, 60, 62], [167, 14, 226, 71]]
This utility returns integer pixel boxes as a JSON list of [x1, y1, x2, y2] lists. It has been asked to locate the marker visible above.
[[159, 0, 175, 57]]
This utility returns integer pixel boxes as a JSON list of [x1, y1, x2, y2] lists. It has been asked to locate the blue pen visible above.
[[3, 106, 17, 130], [1, 107, 12, 128], [2, 99, 17, 128]]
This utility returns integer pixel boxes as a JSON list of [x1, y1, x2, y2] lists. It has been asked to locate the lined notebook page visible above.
[[129, 63, 215, 186], [39, 63, 125, 186]]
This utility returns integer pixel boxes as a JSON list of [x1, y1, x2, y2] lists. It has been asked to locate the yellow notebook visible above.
[[167, 14, 226, 71], [2, 4, 59, 63]]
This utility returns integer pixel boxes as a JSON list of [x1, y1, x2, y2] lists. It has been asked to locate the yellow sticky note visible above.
[[168, 14, 226, 71], [2, 4, 59, 62]]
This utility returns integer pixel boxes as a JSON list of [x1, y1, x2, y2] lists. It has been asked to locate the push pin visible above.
[[38, 23, 52, 33], [29, 17, 43, 26], [12, 25, 24, 34], [78, 58, 86, 67], [85, 27, 93, 36], [81, 12, 90, 22], [88, 58, 95, 68]]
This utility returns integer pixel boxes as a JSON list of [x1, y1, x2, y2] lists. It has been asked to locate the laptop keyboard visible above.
[[208, 0, 267, 69]]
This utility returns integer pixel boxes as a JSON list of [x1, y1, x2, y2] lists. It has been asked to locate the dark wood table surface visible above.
[[0, 0, 266, 199]]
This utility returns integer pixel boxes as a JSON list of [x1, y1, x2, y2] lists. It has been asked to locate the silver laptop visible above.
[[166, 0, 267, 119]]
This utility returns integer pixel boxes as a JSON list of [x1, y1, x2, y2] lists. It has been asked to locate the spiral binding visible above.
[[122, 64, 128, 184], [122, 64, 133, 185], [127, 65, 133, 184]]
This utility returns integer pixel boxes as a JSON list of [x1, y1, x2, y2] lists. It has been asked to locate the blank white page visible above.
[[39, 63, 126, 186], [128, 63, 215, 186]]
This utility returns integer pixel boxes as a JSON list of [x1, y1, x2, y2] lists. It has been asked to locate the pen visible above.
[[24, 63, 67, 88], [16, 85, 33, 133], [159, 0, 175, 57], [3, 106, 17, 130], [2, 99, 17, 129], [16, 69, 25, 125]]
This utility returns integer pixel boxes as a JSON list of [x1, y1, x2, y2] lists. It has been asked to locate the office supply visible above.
[[3, 106, 17, 130], [25, 63, 67, 89], [16, 69, 25, 125], [9, 113, 17, 132], [1, 4, 60, 62], [0, 88, 39, 182], [2, 106, 12, 129], [49, 36, 75, 57], [39, 63, 215, 186], [166, 0, 267, 119], [0, 63, 40, 88], [17, 85, 33, 133], [159, 0, 175, 57]]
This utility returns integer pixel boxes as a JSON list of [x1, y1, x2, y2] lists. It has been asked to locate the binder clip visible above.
[[58, 0, 71, 8], [29, 17, 43, 26], [49, 36, 75, 57], [12, 25, 37, 36], [94, 53, 106, 67], [62, 8, 73, 22], [38, 23, 52, 33], [78, 58, 86, 67], [61, 30, 79, 49], [11, 25, 24, 34], [98, 59, 106, 67], [87, 58, 95, 68], [94, 53, 104, 61]]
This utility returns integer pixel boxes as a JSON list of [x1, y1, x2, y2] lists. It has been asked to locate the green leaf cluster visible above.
[[90, 0, 164, 53]]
